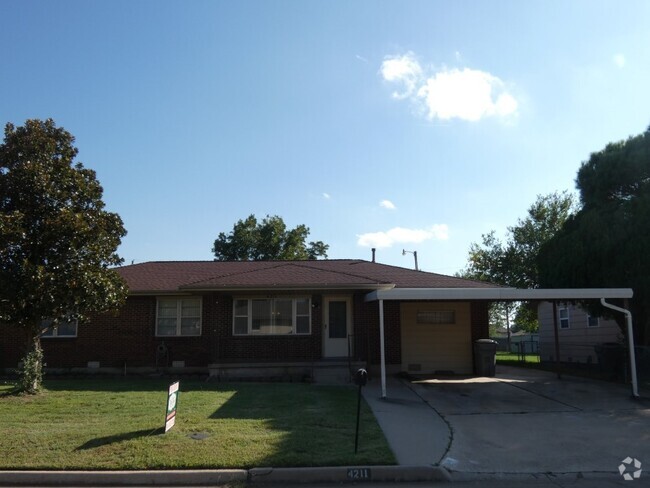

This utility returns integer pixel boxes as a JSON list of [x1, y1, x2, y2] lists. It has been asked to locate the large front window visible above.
[[233, 297, 311, 335], [156, 297, 202, 336]]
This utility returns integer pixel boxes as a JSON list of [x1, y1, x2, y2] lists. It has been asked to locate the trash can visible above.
[[594, 342, 625, 381], [474, 339, 498, 377]]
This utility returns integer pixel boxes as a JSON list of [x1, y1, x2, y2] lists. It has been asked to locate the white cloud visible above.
[[379, 52, 423, 99], [380, 53, 518, 121], [380, 199, 396, 210], [613, 54, 626, 68], [357, 224, 449, 249], [322, 192, 331, 200]]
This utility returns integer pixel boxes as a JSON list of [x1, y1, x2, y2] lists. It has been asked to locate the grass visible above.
[[496, 351, 541, 364], [0, 378, 395, 470]]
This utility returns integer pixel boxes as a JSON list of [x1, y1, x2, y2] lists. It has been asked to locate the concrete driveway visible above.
[[408, 366, 650, 477]]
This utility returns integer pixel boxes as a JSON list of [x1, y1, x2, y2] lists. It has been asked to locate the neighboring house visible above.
[[538, 301, 622, 365], [1, 260, 500, 379]]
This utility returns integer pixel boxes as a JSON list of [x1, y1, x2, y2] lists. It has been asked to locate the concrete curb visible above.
[[249, 465, 451, 483], [0, 466, 451, 486], [2, 468, 628, 486], [450, 470, 626, 482], [0, 469, 248, 487]]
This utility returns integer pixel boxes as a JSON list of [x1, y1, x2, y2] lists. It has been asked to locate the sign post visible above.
[[164, 381, 180, 433], [353, 368, 368, 454]]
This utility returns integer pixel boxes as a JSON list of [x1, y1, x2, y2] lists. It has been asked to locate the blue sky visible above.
[[2, 1, 650, 274]]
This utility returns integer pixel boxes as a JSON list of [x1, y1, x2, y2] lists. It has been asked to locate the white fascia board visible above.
[[364, 287, 633, 302]]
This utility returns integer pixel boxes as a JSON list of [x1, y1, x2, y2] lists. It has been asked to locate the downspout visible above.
[[379, 299, 387, 398], [600, 298, 639, 398]]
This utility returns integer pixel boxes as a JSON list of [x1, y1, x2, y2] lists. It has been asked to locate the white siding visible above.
[[538, 302, 622, 364], [400, 302, 473, 375]]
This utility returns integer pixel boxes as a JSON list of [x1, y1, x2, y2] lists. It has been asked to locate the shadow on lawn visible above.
[[209, 384, 394, 467], [210, 385, 340, 467], [209, 383, 339, 421], [43, 377, 207, 393], [0, 388, 23, 398], [76, 427, 163, 450]]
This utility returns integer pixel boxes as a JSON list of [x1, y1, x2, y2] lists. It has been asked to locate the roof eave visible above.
[[178, 283, 396, 292], [127, 284, 397, 295]]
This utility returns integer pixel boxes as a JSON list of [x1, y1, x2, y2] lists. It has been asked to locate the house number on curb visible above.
[[164, 381, 180, 433], [347, 468, 371, 480]]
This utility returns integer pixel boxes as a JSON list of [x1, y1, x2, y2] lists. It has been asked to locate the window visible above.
[[41, 318, 78, 338], [233, 297, 311, 335], [417, 310, 456, 325], [156, 297, 202, 336], [559, 307, 569, 329], [587, 315, 599, 328]]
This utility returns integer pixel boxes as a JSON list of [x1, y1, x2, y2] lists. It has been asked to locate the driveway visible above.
[[408, 366, 650, 477]]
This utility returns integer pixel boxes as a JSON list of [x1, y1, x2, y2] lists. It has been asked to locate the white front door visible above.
[[323, 297, 352, 358]]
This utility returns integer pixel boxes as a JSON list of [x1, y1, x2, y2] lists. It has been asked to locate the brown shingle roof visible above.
[[116, 260, 499, 293]]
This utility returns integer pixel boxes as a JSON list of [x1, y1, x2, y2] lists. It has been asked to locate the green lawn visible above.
[[496, 351, 541, 364], [0, 378, 395, 470]]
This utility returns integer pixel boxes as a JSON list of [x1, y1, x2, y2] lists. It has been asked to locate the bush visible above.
[[17, 344, 44, 394]]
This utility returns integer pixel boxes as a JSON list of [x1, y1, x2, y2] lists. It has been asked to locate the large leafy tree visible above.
[[0, 119, 127, 392], [459, 192, 576, 335], [212, 214, 329, 261], [538, 127, 650, 345]]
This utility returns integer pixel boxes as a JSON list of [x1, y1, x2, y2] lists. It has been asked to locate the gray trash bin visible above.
[[474, 339, 498, 377]]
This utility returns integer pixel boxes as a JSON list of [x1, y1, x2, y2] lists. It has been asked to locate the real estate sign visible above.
[[164, 381, 180, 433]]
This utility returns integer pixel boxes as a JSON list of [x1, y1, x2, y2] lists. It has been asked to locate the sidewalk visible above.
[[361, 376, 451, 465]]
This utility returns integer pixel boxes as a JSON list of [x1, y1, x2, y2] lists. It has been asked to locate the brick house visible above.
[[2, 259, 502, 380]]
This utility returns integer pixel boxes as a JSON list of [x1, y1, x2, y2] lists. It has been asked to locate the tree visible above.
[[0, 119, 127, 393], [212, 214, 329, 261], [459, 192, 576, 338], [538, 127, 650, 345]]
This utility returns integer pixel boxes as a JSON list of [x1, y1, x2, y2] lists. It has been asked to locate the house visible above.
[[537, 301, 622, 365], [1, 259, 499, 380]]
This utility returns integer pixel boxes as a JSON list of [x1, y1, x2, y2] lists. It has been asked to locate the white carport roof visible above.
[[365, 287, 633, 301]]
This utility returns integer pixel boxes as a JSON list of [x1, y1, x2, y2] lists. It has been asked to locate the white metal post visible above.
[[379, 298, 387, 398], [600, 298, 639, 398]]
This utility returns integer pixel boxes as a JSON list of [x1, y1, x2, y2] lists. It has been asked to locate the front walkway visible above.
[[361, 376, 450, 465]]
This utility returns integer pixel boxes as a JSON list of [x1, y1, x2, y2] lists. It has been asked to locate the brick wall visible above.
[[470, 301, 490, 342], [1, 325, 27, 369], [2, 293, 482, 370], [0, 296, 216, 369], [352, 295, 401, 366]]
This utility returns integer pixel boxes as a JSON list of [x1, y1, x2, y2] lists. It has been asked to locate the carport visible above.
[[364, 287, 638, 399]]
